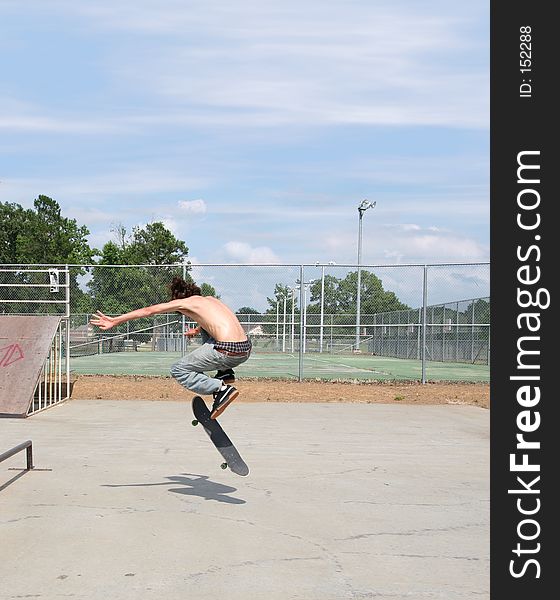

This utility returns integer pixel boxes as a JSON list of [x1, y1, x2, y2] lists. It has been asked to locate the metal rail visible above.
[[0, 440, 34, 470]]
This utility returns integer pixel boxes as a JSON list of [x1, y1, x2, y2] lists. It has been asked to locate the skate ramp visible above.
[[0, 316, 62, 417]]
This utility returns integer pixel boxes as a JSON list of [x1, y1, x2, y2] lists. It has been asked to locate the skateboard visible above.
[[191, 396, 249, 476]]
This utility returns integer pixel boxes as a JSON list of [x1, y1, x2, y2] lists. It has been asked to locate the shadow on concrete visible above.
[[102, 473, 246, 504], [0, 470, 28, 493]]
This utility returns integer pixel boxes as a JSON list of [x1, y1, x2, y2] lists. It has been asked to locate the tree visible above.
[[200, 283, 219, 298], [265, 284, 296, 313], [466, 298, 490, 324], [304, 270, 411, 339], [308, 274, 343, 313], [308, 270, 410, 315], [0, 197, 94, 314], [0, 196, 94, 264], [464, 298, 490, 340], [237, 307, 260, 315], [262, 284, 299, 336], [128, 222, 189, 265], [98, 222, 189, 265], [0, 202, 26, 263], [88, 221, 190, 315]]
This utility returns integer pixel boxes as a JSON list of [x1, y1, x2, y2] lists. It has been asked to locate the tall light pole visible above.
[[356, 199, 376, 351]]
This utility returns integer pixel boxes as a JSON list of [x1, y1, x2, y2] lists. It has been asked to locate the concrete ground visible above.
[[0, 400, 489, 600]]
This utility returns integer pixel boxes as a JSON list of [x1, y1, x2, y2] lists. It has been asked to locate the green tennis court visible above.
[[71, 351, 489, 382]]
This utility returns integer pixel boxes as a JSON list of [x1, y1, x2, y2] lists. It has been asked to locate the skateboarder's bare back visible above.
[[178, 295, 247, 343]]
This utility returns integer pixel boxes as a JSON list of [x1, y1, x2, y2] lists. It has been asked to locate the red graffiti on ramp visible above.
[[0, 344, 25, 367]]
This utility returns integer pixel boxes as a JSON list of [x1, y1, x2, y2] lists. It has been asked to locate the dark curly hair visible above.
[[170, 276, 201, 299]]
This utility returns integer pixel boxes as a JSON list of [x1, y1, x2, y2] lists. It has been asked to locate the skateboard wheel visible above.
[[221, 463, 228, 470], [191, 420, 198, 426]]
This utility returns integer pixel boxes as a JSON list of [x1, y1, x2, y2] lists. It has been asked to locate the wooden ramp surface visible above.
[[0, 316, 62, 417]]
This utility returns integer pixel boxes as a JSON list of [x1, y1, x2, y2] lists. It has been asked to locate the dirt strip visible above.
[[70, 375, 489, 409]]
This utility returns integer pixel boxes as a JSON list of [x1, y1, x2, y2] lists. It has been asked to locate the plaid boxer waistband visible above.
[[214, 340, 252, 355]]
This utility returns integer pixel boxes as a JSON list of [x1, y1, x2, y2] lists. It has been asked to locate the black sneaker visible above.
[[210, 385, 239, 419], [215, 369, 235, 383]]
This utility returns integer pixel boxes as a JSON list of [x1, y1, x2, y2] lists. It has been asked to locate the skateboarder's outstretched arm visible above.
[[91, 299, 190, 330]]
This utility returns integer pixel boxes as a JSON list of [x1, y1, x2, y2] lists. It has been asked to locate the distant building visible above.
[[242, 323, 265, 336]]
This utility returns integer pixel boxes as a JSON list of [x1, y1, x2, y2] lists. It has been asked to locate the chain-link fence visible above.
[[0, 262, 490, 382]]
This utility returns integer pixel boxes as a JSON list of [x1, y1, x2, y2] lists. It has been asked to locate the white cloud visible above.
[[184, 256, 206, 282], [67, 207, 123, 226], [0, 171, 207, 203], [323, 223, 488, 264], [85, 228, 115, 251], [0, 0, 489, 275], [158, 217, 179, 235], [0, 97, 130, 134], [223, 241, 281, 264], [178, 199, 207, 215], [381, 233, 486, 264], [382, 224, 488, 263], [0, 114, 128, 134], [29, 0, 488, 130]]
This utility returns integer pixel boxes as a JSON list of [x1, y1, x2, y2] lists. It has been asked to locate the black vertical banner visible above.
[[491, 2, 555, 597]]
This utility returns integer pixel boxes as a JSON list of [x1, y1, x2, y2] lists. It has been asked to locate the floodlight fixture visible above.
[[358, 199, 376, 216]]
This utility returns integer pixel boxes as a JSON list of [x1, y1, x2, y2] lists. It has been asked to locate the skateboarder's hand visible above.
[[184, 326, 200, 337], [91, 311, 117, 330]]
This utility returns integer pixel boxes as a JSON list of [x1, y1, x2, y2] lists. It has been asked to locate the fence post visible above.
[[456, 301, 460, 361], [291, 290, 295, 353], [64, 264, 70, 318], [182, 264, 187, 355], [65, 265, 71, 400], [421, 265, 428, 384], [417, 308, 421, 360], [471, 300, 476, 363], [330, 313, 334, 352], [431, 305, 434, 362], [442, 304, 446, 361], [298, 265, 305, 381], [488, 326, 491, 366], [319, 265, 325, 353]]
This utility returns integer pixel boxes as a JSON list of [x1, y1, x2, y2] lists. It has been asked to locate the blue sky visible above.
[[0, 0, 489, 267]]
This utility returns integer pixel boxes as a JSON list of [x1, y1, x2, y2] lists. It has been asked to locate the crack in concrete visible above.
[[337, 522, 488, 540]]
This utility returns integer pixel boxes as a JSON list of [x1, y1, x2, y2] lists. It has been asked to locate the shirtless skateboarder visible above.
[[90, 277, 251, 418]]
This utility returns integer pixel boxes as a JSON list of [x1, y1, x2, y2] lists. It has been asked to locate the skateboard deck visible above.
[[191, 396, 249, 476]]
